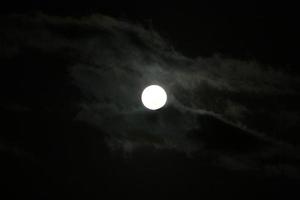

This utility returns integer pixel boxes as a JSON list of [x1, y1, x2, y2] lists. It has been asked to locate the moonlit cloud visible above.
[[1, 13, 300, 175]]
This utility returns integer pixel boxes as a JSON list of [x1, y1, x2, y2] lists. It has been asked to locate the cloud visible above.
[[1, 13, 300, 175]]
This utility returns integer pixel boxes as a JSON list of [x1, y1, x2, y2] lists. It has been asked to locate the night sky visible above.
[[1, 1, 300, 199]]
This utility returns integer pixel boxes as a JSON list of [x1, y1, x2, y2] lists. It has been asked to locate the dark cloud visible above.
[[1, 13, 300, 180]]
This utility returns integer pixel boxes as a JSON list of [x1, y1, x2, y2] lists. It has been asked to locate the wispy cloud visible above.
[[1, 13, 300, 175]]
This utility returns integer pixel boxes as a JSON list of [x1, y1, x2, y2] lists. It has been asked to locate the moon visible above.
[[141, 85, 167, 110]]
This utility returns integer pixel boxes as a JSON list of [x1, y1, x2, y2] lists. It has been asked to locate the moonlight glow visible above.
[[141, 85, 167, 110]]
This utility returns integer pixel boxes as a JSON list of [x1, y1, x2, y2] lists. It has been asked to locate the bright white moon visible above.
[[141, 85, 167, 110]]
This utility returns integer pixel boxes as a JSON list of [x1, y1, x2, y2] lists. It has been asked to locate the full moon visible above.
[[141, 85, 167, 110]]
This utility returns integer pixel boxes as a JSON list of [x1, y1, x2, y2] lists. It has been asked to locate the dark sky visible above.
[[2, 1, 300, 68], [1, 1, 300, 199]]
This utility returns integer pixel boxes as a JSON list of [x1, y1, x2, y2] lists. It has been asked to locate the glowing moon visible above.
[[141, 85, 167, 110]]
